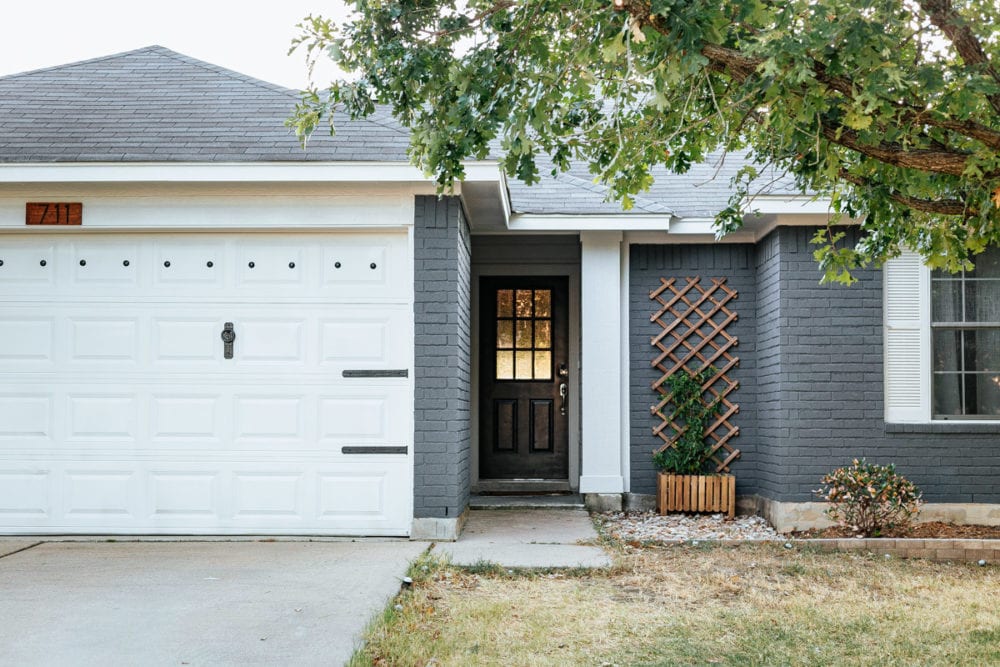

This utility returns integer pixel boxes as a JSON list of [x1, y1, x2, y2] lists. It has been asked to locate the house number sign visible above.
[[26, 202, 82, 226]]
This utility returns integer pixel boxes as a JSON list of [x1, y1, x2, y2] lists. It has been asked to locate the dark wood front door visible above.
[[479, 277, 569, 480]]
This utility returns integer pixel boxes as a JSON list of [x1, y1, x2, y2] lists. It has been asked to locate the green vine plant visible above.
[[653, 366, 722, 475]]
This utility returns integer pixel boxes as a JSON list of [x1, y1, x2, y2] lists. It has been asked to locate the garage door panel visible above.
[[70, 317, 140, 363], [148, 470, 221, 520], [0, 242, 56, 286], [67, 394, 138, 441], [153, 319, 219, 362], [321, 237, 407, 300], [239, 319, 307, 364], [0, 395, 52, 442], [0, 458, 412, 534], [319, 386, 411, 444], [0, 230, 413, 536], [235, 395, 305, 441], [0, 306, 409, 373], [236, 242, 308, 287], [70, 242, 141, 285], [0, 317, 55, 365], [320, 307, 410, 369], [317, 461, 409, 527], [0, 469, 51, 519], [151, 394, 223, 440], [3, 233, 411, 301], [63, 469, 138, 519], [233, 472, 306, 519], [154, 241, 225, 287]]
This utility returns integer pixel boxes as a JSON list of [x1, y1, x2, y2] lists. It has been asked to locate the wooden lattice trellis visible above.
[[650, 277, 741, 473]]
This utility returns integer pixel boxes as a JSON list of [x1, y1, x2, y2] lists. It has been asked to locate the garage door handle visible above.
[[221, 322, 236, 359]]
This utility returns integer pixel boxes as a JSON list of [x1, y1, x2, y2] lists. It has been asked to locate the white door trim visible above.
[[470, 263, 581, 492]]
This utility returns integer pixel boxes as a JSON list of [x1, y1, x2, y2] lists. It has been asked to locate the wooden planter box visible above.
[[657, 473, 736, 518]]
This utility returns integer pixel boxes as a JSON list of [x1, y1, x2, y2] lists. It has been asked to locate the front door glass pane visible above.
[[494, 288, 553, 381]]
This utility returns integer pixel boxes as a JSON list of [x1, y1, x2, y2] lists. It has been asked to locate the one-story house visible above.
[[0, 46, 996, 538]]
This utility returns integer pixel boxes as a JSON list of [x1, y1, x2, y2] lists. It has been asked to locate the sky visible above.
[[0, 1, 350, 89]]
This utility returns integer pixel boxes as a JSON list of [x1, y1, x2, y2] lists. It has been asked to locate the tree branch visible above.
[[811, 60, 1000, 151], [838, 170, 972, 216], [822, 126, 971, 176], [918, 0, 1000, 115], [625, 6, 993, 178]]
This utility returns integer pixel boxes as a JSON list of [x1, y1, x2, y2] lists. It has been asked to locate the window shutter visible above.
[[884, 252, 929, 422]]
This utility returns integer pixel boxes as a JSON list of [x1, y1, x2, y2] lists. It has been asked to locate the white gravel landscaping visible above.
[[601, 511, 781, 542]]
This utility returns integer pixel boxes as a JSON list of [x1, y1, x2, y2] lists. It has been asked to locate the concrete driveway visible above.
[[0, 539, 425, 666]]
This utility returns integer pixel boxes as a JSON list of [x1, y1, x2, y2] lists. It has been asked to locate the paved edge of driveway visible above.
[[0, 540, 41, 559]]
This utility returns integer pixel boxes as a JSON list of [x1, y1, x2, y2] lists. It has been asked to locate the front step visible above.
[[469, 494, 585, 510]]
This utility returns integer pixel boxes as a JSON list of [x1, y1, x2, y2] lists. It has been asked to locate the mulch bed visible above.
[[793, 521, 1000, 539]]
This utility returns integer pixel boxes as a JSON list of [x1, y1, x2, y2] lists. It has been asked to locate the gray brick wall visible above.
[[775, 227, 1000, 503], [413, 195, 471, 518], [753, 233, 786, 500], [629, 244, 760, 496], [629, 228, 1000, 503]]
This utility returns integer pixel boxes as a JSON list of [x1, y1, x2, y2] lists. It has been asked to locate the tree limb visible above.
[[838, 170, 972, 216], [623, 6, 993, 178], [917, 0, 1000, 115]]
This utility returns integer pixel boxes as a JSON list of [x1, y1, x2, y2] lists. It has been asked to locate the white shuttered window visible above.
[[884, 252, 930, 422]]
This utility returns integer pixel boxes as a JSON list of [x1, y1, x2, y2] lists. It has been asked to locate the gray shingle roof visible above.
[[508, 155, 802, 218], [0, 45, 410, 163], [0, 45, 806, 218]]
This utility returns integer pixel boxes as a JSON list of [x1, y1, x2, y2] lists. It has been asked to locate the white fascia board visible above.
[[507, 213, 673, 231], [0, 161, 504, 184], [744, 195, 835, 215]]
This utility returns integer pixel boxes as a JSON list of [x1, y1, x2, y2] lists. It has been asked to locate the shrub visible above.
[[816, 459, 923, 536], [652, 367, 720, 475]]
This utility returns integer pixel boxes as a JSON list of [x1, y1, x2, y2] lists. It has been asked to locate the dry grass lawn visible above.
[[352, 542, 1000, 666]]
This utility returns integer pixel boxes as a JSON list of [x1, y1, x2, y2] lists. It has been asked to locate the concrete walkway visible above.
[[434, 509, 612, 568], [0, 539, 425, 666]]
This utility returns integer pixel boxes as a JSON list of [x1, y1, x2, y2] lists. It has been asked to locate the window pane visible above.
[[515, 351, 533, 379], [534, 290, 551, 317], [515, 320, 532, 348], [534, 351, 552, 379], [933, 373, 964, 416], [496, 320, 513, 349], [933, 329, 962, 372], [970, 373, 1000, 416], [496, 351, 514, 380], [965, 281, 1000, 322], [535, 320, 551, 349], [931, 280, 963, 322], [967, 247, 1000, 278], [515, 290, 533, 317], [497, 290, 513, 317], [966, 329, 1000, 372]]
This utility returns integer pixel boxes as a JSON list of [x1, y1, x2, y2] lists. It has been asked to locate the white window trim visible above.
[[885, 252, 1000, 424]]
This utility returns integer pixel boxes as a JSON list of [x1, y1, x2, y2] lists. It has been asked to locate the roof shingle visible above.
[[0, 45, 410, 163]]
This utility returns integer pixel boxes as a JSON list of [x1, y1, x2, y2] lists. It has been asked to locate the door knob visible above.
[[221, 322, 236, 359], [559, 382, 568, 416]]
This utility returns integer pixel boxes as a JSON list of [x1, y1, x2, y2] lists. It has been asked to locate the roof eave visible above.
[[0, 160, 504, 184]]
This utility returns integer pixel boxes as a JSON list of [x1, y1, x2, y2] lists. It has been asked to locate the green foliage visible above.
[[652, 367, 720, 474], [816, 459, 923, 537], [290, 0, 1000, 281]]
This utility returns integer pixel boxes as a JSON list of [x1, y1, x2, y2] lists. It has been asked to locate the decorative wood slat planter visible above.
[[657, 473, 735, 518]]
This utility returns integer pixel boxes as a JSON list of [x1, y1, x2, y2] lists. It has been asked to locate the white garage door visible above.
[[0, 231, 413, 535]]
